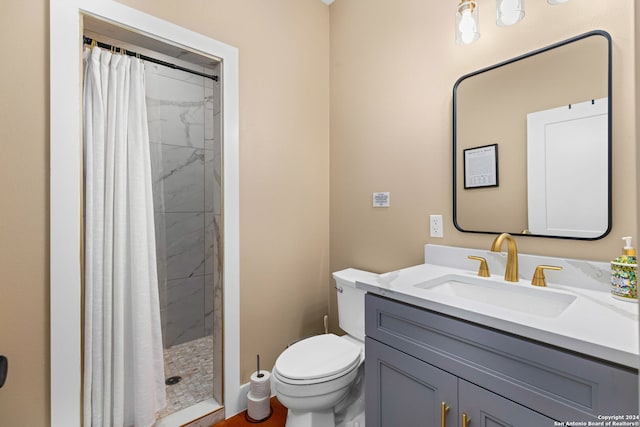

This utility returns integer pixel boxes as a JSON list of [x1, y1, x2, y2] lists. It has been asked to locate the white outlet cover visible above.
[[430, 214, 443, 238]]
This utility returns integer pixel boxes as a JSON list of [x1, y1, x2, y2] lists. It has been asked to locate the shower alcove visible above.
[[85, 17, 223, 424], [50, 1, 240, 426]]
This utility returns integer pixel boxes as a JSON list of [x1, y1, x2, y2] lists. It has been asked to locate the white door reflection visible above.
[[527, 98, 608, 238]]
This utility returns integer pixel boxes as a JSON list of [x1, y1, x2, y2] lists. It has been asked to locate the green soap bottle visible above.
[[611, 236, 638, 301]]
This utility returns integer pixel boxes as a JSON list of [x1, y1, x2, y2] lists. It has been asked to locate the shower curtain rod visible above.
[[83, 36, 219, 82]]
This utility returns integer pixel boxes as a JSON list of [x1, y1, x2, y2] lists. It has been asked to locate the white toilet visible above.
[[272, 268, 375, 427]]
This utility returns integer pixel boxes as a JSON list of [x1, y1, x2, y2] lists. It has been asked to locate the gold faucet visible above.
[[490, 233, 519, 282]]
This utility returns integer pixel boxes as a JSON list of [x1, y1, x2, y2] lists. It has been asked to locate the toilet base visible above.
[[285, 409, 334, 427]]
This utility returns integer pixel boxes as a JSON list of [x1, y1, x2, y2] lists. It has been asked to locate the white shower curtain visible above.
[[83, 46, 166, 427]]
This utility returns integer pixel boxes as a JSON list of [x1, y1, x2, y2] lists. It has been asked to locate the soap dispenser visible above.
[[611, 236, 638, 301]]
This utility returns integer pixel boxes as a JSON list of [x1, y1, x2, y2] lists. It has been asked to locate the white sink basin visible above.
[[414, 274, 577, 317]]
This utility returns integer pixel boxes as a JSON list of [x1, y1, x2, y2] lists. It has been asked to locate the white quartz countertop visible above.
[[357, 258, 639, 369]]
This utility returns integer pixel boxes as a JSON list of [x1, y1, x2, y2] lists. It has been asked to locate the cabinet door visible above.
[[366, 337, 458, 427], [459, 380, 555, 427]]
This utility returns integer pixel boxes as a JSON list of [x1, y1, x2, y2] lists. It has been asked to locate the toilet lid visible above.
[[275, 334, 361, 381]]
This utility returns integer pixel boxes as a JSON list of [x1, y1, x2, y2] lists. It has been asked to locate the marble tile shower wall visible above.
[[145, 63, 222, 348]]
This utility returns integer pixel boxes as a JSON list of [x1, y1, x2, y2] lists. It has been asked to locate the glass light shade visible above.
[[547, 0, 568, 4], [456, 0, 480, 45], [496, 0, 525, 26]]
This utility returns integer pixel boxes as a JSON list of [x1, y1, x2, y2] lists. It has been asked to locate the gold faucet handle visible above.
[[468, 256, 490, 277], [531, 265, 563, 287]]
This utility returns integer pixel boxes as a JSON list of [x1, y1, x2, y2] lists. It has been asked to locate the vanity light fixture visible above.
[[456, 0, 480, 45], [457, 0, 569, 45], [496, 0, 525, 27]]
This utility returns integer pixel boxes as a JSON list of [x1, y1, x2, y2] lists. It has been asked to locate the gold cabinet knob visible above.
[[468, 256, 490, 277], [531, 265, 563, 287]]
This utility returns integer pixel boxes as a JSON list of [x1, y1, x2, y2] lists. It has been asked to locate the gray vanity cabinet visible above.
[[364, 293, 639, 426], [365, 337, 458, 426], [366, 337, 553, 426]]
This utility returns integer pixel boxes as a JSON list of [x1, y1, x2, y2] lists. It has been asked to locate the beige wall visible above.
[[0, 0, 50, 425], [329, 1, 636, 330]]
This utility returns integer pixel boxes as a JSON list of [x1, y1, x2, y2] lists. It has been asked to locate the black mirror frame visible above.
[[452, 30, 612, 240]]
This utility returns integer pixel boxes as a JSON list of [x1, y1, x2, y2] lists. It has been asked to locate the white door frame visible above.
[[49, 1, 241, 425]]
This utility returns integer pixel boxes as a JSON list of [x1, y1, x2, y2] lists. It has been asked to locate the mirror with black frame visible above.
[[453, 30, 611, 240]]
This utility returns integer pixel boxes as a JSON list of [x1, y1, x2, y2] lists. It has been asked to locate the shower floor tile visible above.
[[159, 335, 214, 418]]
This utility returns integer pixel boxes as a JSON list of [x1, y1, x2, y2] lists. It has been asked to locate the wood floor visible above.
[[212, 398, 287, 427]]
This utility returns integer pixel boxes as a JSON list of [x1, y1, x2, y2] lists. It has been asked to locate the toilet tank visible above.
[[332, 268, 377, 341]]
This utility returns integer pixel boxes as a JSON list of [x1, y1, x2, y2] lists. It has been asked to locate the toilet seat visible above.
[[274, 334, 361, 385]]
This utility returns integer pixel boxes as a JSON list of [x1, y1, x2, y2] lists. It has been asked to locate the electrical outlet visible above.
[[430, 214, 443, 238]]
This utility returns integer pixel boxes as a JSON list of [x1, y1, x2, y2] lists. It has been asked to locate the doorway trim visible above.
[[49, 0, 241, 425]]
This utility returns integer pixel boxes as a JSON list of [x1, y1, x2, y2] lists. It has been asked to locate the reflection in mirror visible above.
[[453, 30, 611, 239]]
